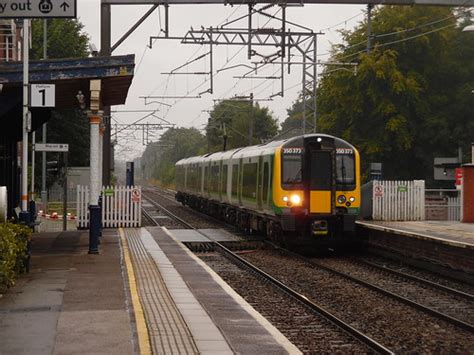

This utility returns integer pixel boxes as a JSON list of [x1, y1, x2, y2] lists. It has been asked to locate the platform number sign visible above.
[[31, 84, 55, 107]]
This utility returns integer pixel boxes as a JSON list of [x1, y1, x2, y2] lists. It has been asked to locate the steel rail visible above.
[[142, 191, 194, 229], [282, 250, 474, 332], [141, 207, 159, 226], [358, 258, 474, 302], [146, 187, 473, 330], [141, 189, 394, 355]]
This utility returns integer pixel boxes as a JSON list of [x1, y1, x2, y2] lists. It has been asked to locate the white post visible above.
[[88, 79, 102, 254], [90, 114, 101, 207], [99, 124, 104, 189], [31, 131, 35, 201], [21, 19, 30, 218]]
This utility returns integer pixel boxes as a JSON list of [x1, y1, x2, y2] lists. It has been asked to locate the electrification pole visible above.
[[19, 19, 30, 224], [101, 2, 112, 186], [41, 19, 48, 209]]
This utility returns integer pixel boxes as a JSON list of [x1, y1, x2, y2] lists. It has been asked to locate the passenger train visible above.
[[175, 134, 361, 247]]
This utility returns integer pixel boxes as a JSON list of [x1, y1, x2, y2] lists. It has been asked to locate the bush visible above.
[[0, 223, 31, 294]]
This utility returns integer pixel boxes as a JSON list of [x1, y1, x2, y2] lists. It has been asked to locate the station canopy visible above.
[[0, 54, 135, 140]]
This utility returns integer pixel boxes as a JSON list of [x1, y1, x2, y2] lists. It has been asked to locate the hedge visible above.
[[0, 223, 31, 294]]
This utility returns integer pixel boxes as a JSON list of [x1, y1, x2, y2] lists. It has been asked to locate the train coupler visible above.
[[311, 220, 328, 235]]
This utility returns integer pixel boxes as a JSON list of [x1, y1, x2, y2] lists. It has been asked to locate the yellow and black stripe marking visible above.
[[119, 228, 152, 355]]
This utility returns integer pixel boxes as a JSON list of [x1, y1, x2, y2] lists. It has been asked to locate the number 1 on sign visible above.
[[39, 89, 46, 106]]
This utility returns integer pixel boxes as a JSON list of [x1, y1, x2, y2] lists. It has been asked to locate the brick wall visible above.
[[357, 225, 474, 278], [462, 165, 474, 222]]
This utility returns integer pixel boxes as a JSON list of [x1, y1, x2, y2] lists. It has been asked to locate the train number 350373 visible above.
[[283, 148, 303, 154]]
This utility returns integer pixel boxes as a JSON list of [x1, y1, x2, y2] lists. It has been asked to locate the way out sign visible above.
[[0, 0, 76, 18], [31, 84, 55, 107]]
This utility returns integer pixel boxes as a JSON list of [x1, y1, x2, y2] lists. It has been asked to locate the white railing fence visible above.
[[425, 189, 461, 221], [77, 185, 142, 229], [372, 180, 425, 221]]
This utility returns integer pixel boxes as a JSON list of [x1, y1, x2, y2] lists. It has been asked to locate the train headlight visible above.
[[283, 196, 289, 202], [349, 196, 356, 202], [337, 195, 346, 204], [290, 194, 301, 205]]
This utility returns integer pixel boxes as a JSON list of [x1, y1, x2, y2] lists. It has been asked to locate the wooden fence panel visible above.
[[76, 185, 142, 228], [372, 180, 425, 221]]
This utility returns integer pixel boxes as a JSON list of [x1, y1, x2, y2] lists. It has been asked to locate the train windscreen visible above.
[[336, 148, 355, 189], [282, 153, 303, 184]]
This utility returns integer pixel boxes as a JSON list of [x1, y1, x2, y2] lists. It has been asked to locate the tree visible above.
[[281, 98, 311, 133], [141, 128, 206, 186], [31, 19, 89, 60], [287, 6, 474, 181], [206, 99, 278, 152]]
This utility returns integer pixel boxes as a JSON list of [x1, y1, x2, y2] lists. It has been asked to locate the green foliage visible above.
[[31, 19, 89, 60], [282, 100, 303, 131], [207, 100, 278, 152], [285, 7, 474, 181], [0, 223, 31, 293], [141, 128, 206, 186]]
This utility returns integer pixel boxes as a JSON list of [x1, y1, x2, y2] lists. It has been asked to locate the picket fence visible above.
[[372, 180, 425, 221], [77, 185, 142, 228]]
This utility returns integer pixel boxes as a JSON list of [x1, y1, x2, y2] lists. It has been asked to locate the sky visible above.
[[76, 0, 367, 161]]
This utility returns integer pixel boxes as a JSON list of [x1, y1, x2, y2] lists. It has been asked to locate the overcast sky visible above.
[[77, 0, 366, 160]]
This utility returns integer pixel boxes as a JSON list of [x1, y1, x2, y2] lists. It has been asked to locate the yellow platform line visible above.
[[119, 228, 152, 355]]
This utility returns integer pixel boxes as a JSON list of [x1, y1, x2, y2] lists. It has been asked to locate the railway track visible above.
[[142, 186, 473, 352], [276, 249, 474, 331], [141, 189, 393, 354]]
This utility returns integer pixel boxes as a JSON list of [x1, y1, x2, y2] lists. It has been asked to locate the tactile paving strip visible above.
[[124, 228, 199, 354]]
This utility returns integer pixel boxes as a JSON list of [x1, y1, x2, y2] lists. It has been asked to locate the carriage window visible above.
[[210, 164, 219, 193], [222, 164, 228, 194], [204, 166, 209, 191], [262, 162, 269, 204], [232, 164, 239, 197], [242, 163, 258, 199]]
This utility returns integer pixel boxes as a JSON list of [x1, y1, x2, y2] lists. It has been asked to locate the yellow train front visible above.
[[271, 134, 360, 246], [175, 134, 360, 249]]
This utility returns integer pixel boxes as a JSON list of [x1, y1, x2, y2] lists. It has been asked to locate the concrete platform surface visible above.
[[0, 230, 134, 355], [170, 228, 241, 242], [1, 226, 301, 355], [358, 220, 474, 248]]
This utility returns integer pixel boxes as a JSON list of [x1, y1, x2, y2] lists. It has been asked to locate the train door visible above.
[[218, 161, 223, 200], [257, 156, 263, 210], [306, 145, 335, 214]]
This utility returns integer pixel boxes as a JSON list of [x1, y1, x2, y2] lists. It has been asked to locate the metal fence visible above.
[[372, 180, 425, 221], [425, 189, 461, 221], [77, 185, 142, 228]]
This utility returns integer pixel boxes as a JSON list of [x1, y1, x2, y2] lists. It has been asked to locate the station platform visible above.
[[357, 220, 474, 248], [0, 227, 300, 355], [357, 220, 474, 278]]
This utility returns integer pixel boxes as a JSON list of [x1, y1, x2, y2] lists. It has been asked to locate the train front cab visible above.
[[274, 134, 360, 246]]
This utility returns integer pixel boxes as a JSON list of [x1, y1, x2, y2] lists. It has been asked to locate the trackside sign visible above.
[[0, 0, 76, 18]]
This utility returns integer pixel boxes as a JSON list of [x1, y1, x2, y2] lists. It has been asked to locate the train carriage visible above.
[[176, 134, 360, 247]]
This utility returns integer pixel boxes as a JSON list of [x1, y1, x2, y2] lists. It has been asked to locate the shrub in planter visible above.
[[0, 223, 31, 293]]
